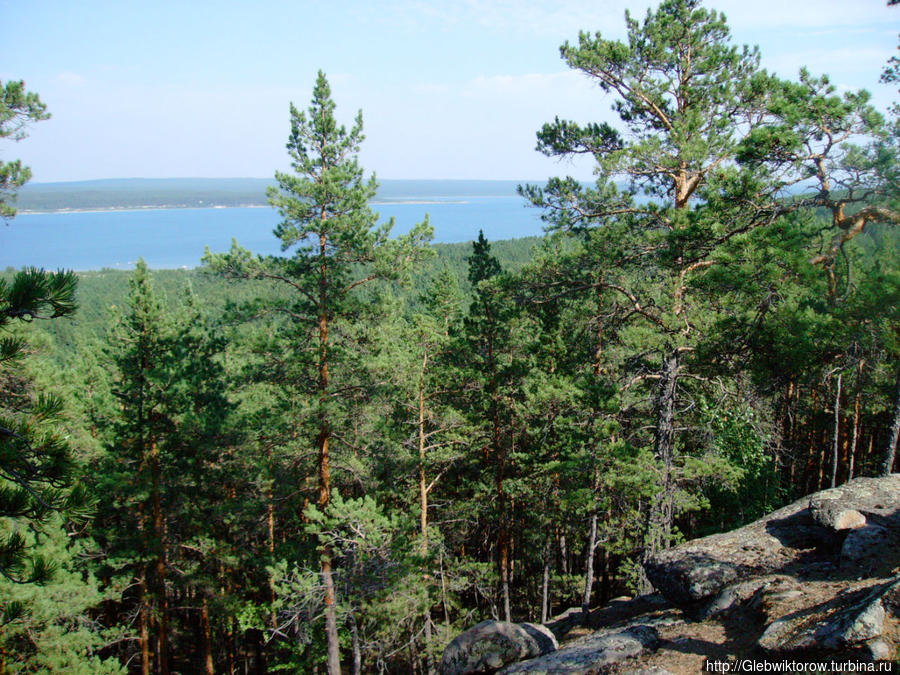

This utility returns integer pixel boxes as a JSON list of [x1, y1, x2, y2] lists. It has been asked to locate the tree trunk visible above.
[[540, 557, 550, 624], [417, 348, 436, 673], [226, 617, 235, 675], [808, 387, 822, 492], [267, 484, 277, 631], [140, 570, 151, 675], [782, 381, 795, 485], [582, 512, 598, 612], [558, 532, 568, 575], [253, 629, 265, 675], [831, 372, 842, 488], [881, 362, 900, 476], [201, 595, 214, 675], [321, 539, 340, 674], [817, 426, 828, 491], [150, 439, 169, 675], [423, 617, 434, 675], [439, 549, 450, 628], [849, 361, 864, 480], [487, 325, 511, 623], [600, 548, 611, 605], [350, 613, 362, 675], [781, 383, 793, 465], [317, 229, 342, 675], [499, 534, 511, 622], [644, 350, 678, 562], [419, 349, 429, 552]]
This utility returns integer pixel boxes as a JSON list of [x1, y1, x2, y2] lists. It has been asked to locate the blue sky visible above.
[[2, 0, 898, 182]]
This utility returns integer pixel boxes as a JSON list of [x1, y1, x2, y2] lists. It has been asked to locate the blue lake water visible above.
[[1, 196, 546, 271]]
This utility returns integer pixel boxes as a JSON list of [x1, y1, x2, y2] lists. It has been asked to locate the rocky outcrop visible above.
[[442, 476, 900, 674], [441, 621, 558, 675], [644, 475, 900, 612], [637, 474, 900, 667]]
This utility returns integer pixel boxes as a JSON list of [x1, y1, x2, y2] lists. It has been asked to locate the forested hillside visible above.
[[2, 1, 900, 673]]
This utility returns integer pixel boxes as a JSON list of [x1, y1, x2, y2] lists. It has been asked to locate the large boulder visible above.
[[643, 475, 900, 612], [498, 625, 660, 675], [441, 621, 558, 675]]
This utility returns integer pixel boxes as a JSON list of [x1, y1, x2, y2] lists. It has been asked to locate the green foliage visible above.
[[694, 397, 781, 531], [0, 80, 49, 220], [0, 518, 126, 674], [0, 80, 86, 586], [92, 259, 234, 670], [272, 494, 431, 671], [0, 276, 84, 583], [204, 71, 435, 671]]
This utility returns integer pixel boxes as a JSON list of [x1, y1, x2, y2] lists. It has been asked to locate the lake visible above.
[[1, 196, 546, 271]]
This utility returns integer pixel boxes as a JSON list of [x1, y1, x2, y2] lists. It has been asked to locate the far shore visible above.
[[18, 199, 470, 215], [18, 204, 269, 215]]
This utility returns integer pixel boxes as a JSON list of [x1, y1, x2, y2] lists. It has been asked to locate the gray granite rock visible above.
[[440, 620, 558, 675], [498, 625, 659, 675], [841, 523, 900, 576]]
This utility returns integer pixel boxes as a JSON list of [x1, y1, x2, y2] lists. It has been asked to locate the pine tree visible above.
[[520, 0, 894, 576], [0, 80, 82, 589], [1, 80, 49, 220], [520, 0, 773, 577], [205, 71, 432, 673], [461, 231, 521, 620], [97, 261, 231, 675], [0, 517, 126, 674], [368, 270, 466, 668]]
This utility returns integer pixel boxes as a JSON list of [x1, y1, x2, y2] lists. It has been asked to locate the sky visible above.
[[2, 0, 898, 183]]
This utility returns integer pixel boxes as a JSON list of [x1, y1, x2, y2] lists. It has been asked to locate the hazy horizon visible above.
[[4, 1, 897, 184], [22, 177, 545, 186]]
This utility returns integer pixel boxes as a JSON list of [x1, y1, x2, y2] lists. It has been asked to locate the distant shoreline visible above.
[[18, 204, 269, 215], [18, 199, 470, 215]]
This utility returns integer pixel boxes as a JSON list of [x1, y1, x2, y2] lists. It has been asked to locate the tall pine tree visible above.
[[205, 71, 432, 673]]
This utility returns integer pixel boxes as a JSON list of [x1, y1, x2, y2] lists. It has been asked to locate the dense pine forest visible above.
[[2, 0, 900, 672]]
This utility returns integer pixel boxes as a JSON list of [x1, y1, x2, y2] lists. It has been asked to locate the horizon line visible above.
[[25, 176, 551, 186]]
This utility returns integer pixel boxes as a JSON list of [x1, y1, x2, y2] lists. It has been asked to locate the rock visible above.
[[700, 577, 777, 619], [440, 621, 558, 675], [808, 477, 900, 527], [545, 607, 585, 640], [809, 499, 867, 531], [865, 639, 895, 662], [498, 625, 659, 674], [747, 578, 805, 623], [840, 523, 900, 575], [644, 553, 747, 610], [586, 594, 669, 629], [758, 577, 899, 655], [643, 475, 900, 611]]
